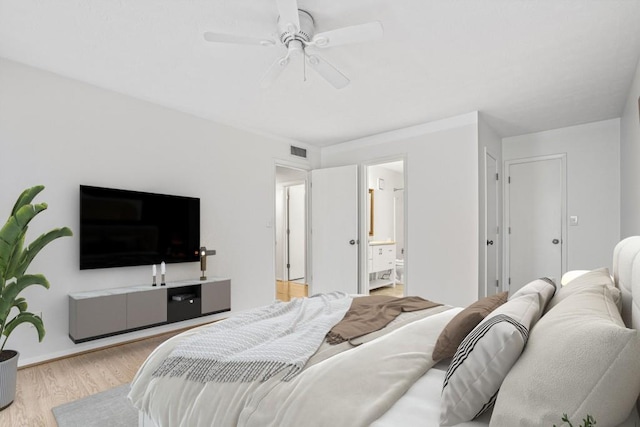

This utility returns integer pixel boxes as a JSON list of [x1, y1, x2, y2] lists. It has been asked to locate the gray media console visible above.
[[68, 278, 230, 343]]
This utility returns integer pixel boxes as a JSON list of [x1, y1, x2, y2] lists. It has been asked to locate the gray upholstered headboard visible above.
[[613, 236, 640, 330], [613, 236, 640, 424]]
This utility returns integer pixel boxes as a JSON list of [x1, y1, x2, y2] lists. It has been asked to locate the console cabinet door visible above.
[[127, 289, 167, 329], [201, 280, 231, 314], [69, 294, 127, 341]]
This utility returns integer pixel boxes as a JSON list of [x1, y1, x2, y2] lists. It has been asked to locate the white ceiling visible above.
[[1, 0, 640, 147]]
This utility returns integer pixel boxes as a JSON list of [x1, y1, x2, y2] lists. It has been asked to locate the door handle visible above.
[[552, 239, 560, 245], [349, 239, 356, 245], [487, 240, 494, 246]]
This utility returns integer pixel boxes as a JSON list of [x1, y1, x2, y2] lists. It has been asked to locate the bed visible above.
[[129, 237, 640, 426]]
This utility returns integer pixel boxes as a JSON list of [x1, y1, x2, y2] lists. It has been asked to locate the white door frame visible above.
[[483, 148, 499, 297], [361, 155, 408, 295], [274, 161, 310, 286], [284, 183, 306, 281], [503, 153, 567, 291]]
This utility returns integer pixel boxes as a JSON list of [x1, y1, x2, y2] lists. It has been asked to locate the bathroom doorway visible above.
[[275, 165, 309, 301], [365, 159, 406, 297]]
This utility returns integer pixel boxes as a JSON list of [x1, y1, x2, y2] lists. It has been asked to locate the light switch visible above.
[[569, 216, 579, 226]]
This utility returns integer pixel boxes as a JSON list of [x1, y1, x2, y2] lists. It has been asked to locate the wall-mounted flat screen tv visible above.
[[79, 185, 200, 270]]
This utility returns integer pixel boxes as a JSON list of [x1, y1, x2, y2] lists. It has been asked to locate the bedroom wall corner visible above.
[[320, 113, 480, 308], [620, 56, 640, 238], [0, 58, 319, 366]]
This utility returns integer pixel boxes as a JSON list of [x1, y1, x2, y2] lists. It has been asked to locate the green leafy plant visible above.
[[553, 413, 596, 427], [0, 185, 72, 353]]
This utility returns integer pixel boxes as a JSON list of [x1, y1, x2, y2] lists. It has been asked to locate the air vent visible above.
[[290, 145, 307, 159]]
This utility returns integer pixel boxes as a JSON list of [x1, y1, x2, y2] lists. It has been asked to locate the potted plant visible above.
[[0, 185, 72, 410]]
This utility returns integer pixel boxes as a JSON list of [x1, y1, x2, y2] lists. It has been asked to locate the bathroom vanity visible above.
[[368, 241, 396, 290]]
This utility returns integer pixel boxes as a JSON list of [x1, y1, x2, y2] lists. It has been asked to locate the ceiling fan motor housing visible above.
[[278, 10, 314, 47]]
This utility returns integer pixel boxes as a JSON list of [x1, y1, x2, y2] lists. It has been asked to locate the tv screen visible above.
[[79, 185, 200, 270]]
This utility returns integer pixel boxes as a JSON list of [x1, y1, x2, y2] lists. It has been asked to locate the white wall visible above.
[[502, 119, 620, 271], [322, 113, 480, 307], [0, 58, 319, 366], [478, 116, 503, 297], [367, 165, 403, 243], [621, 58, 640, 238]]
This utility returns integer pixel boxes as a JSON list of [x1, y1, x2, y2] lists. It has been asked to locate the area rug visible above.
[[52, 383, 137, 427]]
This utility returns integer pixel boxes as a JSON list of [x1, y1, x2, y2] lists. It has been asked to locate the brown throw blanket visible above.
[[326, 295, 442, 345]]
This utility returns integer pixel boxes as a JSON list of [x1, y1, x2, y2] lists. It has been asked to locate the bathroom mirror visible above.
[[368, 189, 374, 236]]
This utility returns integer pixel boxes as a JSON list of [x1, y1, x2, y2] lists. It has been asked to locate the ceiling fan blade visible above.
[[203, 32, 275, 46], [260, 56, 290, 88], [311, 21, 383, 48], [276, 0, 300, 32], [306, 54, 350, 89]]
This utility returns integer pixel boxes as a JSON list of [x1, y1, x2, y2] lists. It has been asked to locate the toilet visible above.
[[395, 258, 404, 284]]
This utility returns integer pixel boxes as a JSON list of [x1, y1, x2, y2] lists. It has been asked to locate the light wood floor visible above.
[[276, 280, 308, 301], [370, 283, 404, 297], [2, 330, 181, 427]]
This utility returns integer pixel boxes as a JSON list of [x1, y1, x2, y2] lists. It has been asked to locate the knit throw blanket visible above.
[[326, 295, 442, 345], [152, 292, 352, 383]]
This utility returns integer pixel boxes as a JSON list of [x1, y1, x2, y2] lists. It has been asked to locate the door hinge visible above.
[[508, 227, 511, 234], [496, 226, 499, 234], [508, 176, 511, 184], [508, 277, 511, 285], [496, 279, 499, 288], [286, 263, 290, 269], [286, 229, 290, 235], [496, 173, 499, 181]]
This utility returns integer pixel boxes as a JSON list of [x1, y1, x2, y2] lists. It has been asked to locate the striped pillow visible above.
[[439, 278, 555, 425]]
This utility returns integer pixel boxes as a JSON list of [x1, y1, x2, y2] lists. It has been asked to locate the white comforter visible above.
[[129, 306, 459, 427]]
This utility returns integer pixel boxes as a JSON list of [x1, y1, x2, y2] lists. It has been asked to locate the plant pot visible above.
[[0, 350, 19, 410]]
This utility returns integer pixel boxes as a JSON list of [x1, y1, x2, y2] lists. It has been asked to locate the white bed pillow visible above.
[[490, 284, 640, 427], [439, 278, 555, 425], [547, 267, 620, 312], [560, 267, 613, 287], [508, 276, 557, 304]]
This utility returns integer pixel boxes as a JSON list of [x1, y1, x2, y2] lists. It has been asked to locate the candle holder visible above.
[[161, 273, 166, 286], [152, 275, 157, 287]]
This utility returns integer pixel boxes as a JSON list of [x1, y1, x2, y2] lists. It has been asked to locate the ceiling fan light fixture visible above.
[[204, 0, 383, 89], [288, 40, 304, 57]]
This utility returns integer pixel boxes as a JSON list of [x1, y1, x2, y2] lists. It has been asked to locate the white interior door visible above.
[[311, 165, 359, 295], [485, 151, 499, 296], [507, 157, 563, 293], [287, 184, 305, 281]]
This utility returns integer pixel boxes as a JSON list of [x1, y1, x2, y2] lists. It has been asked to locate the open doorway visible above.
[[365, 160, 406, 297], [275, 165, 309, 301]]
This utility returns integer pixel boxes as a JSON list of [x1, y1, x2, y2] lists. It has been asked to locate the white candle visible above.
[[152, 264, 156, 276], [161, 261, 166, 275]]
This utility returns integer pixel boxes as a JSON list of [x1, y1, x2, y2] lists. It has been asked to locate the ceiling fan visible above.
[[203, 0, 384, 89]]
